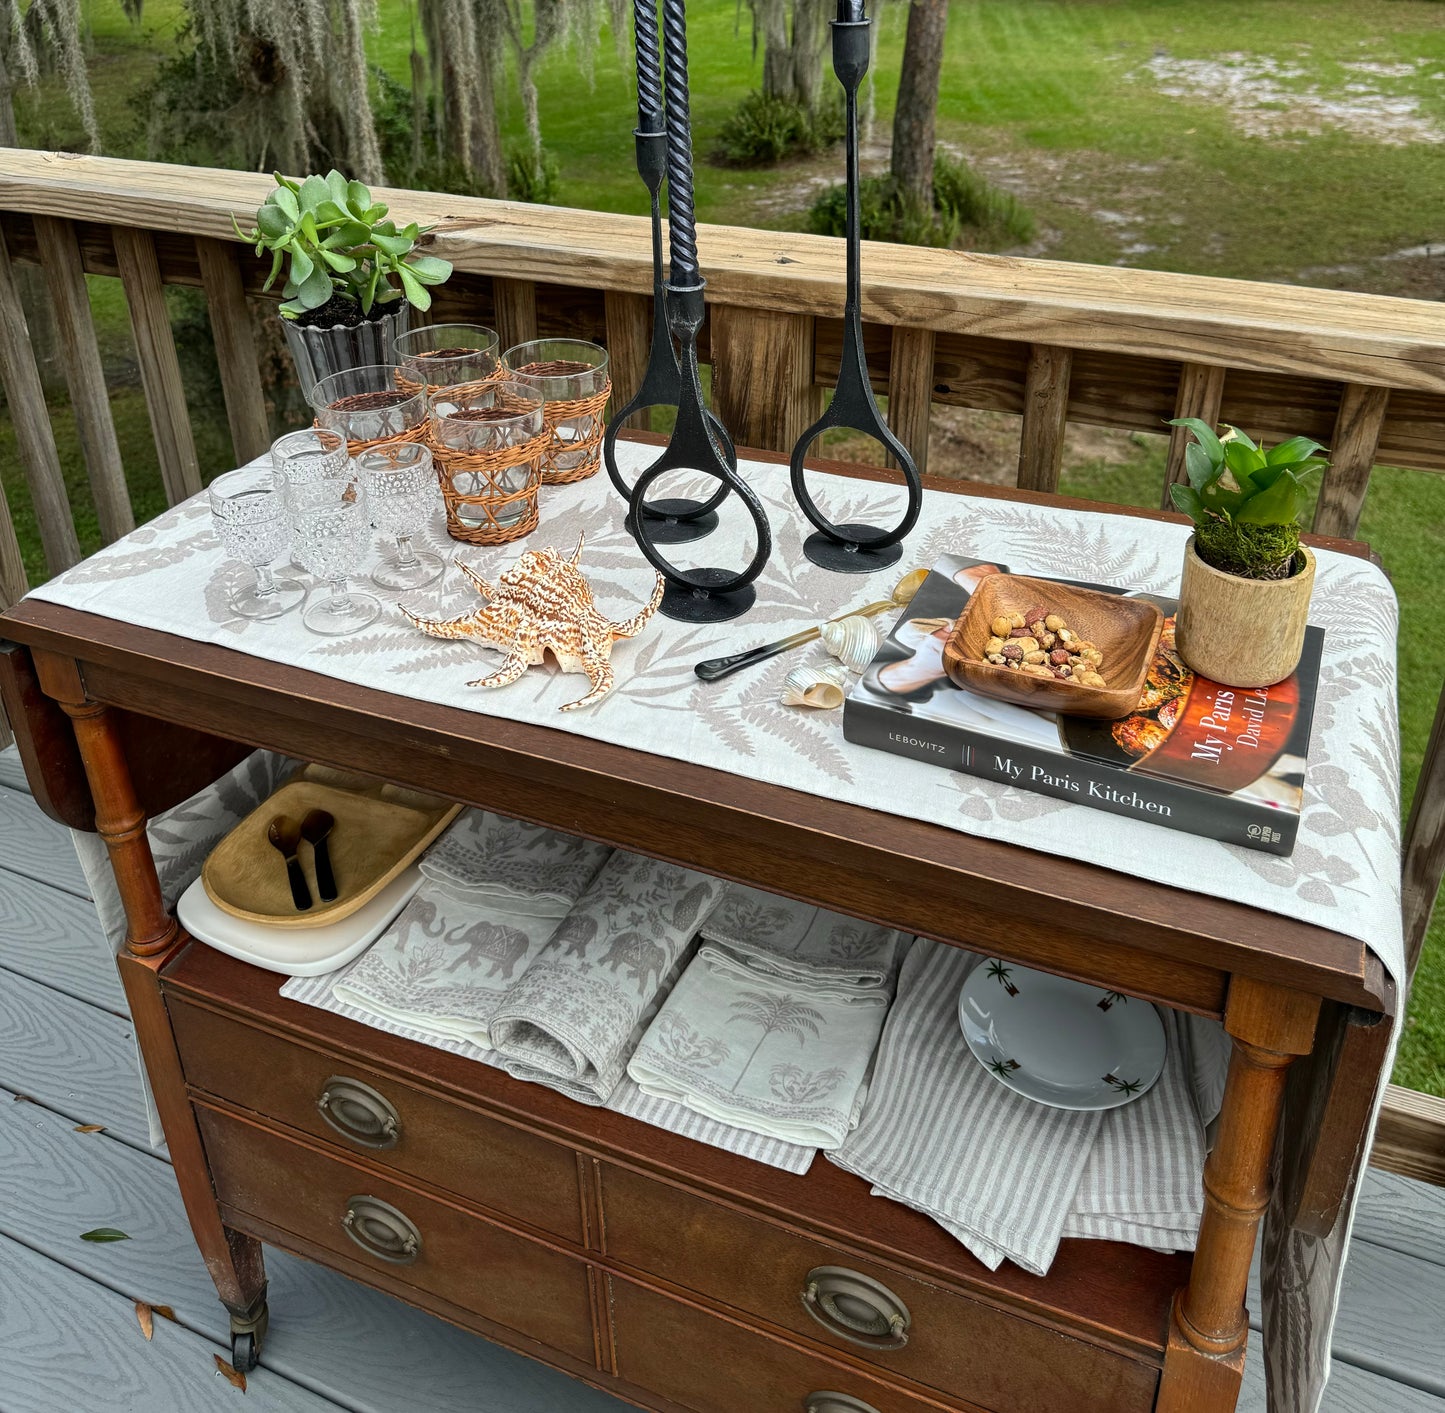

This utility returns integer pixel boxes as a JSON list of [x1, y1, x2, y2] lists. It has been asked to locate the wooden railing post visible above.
[[1017, 344, 1072, 492], [0, 225, 81, 575], [1314, 383, 1389, 539], [710, 305, 816, 454], [603, 289, 653, 431], [113, 225, 202, 505], [1162, 363, 1226, 511], [493, 276, 539, 351], [888, 326, 935, 476], [34, 214, 134, 544], [196, 236, 271, 466]]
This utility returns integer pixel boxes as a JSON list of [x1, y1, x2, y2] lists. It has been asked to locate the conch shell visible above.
[[820, 614, 881, 672], [781, 662, 850, 710]]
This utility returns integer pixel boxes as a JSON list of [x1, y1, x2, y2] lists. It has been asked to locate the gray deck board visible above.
[[1352, 1167, 1445, 1268], [0, 867, 125, 1013], [0, 781, 89, 897], [0, 745, 31, 793], [1239, 1332, 1445, 1413]]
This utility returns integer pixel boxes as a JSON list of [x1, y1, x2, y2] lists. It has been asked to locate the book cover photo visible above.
[[842, 555, 1324, 855]]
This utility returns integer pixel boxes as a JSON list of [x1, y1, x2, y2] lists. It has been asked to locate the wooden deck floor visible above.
[[1, 743, 1442, 1413]]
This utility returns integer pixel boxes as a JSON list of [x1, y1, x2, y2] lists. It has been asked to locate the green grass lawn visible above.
[[6, 0, 1445, 1091]]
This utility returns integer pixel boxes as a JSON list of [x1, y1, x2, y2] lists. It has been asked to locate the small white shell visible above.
[[781, 663, 850, 710], [820, 614, 881, 673]]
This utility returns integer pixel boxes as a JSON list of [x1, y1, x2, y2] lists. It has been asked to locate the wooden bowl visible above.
[[941, 574, 1165, 720]]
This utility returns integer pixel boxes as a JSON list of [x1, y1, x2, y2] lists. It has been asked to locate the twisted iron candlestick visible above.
[[602, 0, 731, 546], [627, 0, 771, 623], [788, 6, 922, 574]]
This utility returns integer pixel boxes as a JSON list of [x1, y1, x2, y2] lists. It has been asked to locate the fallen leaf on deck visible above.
[[74, 1124, 105, 1133], [214, 1354, 247, 1392], [80, 1227, 131, 1243], [135, 1302, 154, 1341], [154, 1305, 176, 1323], [12, 1093, 33, 1103]]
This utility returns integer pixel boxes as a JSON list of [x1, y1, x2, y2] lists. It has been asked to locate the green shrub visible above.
[[715, 91, 844, 167], [806, 154, 1033, 250], [507, 146, 561, 205]]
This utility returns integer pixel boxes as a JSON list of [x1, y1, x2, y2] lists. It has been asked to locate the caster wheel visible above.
[[230, 1331, 259, 1372]]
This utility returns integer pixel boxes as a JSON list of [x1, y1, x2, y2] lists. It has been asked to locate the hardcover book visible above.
[[843, 555, 1323, 855]]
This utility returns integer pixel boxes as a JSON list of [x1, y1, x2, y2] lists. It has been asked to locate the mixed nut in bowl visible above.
[[941, 573, 1165, 720]]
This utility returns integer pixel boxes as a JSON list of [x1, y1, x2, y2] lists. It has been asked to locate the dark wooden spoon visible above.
[[267, 816, 313, 911], [301, 808, 338, 903]]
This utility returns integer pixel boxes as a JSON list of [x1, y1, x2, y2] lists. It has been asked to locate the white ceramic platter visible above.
[[176, 866, 422, 977], [958, 958, 1166, 1111]]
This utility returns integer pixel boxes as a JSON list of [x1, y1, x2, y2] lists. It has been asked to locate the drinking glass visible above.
[[393, 324, 501, 396], [431, 380, 545, 536], [270, 427, 350, 489], [504, 338, 610, 478], [310, 365, 429, 452], [286, 472, 382, 636], [208, 467, 305, 620], [356, 442, 446, 590]]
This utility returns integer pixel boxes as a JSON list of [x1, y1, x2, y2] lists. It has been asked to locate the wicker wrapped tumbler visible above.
[[311, 365, 430, 458], [505, 339, 611, 485], [393, 324, 501, 399], [427, 380, 549, 545]]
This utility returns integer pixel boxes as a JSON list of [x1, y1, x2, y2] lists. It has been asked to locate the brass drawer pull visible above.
[[317, 1076, 401, 1149], [341, 1196, 422, 1265], [801, 1266, 910, 1350], [804, 1394, 881, 1413]]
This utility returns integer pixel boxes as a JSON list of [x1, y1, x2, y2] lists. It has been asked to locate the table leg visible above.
[[36, 655, 269, 1343], [1157, 977, 1320, 1412]]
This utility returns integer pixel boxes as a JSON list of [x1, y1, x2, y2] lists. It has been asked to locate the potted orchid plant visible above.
[[235, 170, 453, 397]]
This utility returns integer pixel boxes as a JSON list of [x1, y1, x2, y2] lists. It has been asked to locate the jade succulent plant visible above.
[[235, 171, 452, 322], [1168, 418, 1329, 581]]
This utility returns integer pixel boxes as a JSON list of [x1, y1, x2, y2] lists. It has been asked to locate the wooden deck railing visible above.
[[0, 149, 1441, 1180]]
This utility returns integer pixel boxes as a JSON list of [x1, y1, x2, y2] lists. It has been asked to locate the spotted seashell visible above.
[[780, 662, 850, 710], [820, 614, 881, 673]]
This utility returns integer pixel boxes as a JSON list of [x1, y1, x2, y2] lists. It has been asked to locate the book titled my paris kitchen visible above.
[[843, 555, 1322, 855]]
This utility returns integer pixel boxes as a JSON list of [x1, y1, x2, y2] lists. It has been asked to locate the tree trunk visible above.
[[789, 0, 829, 116], [469, 50, 507, 197], [757, 0, 792, 99], [890, 0, 948, 214]]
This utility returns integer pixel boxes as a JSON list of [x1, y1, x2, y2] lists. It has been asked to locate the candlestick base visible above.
[[658, 567, 758, 623], [624, 498, 721, 545], [802, 525, 905, 574]]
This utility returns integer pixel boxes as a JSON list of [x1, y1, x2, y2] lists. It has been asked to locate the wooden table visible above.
[[0, 468, 1396, 1413]]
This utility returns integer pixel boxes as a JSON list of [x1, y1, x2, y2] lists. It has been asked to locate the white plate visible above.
[[958, 958, 1166, 1111], [176, 867, 422, 976]]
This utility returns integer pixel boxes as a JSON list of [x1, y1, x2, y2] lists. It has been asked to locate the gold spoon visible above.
[[694, 567, 929, 683]]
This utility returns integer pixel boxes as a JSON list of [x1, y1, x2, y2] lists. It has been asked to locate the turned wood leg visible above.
[[34, 655, 268, 1322], [1157, 977, 1321, 1413]]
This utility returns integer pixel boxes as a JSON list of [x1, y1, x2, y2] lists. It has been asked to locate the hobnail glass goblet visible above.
[[208, 467, 305, 620], [310, 365, 428, 452], [393, 324, 501, 396], [504, 338, 609, 477], [356, 442, 445, 591], [285, 473, 382, 636]]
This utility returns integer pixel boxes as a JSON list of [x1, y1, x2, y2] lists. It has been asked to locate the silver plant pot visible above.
[[280, 303, 412, 401]]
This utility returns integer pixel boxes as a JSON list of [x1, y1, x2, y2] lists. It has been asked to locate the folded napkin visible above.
[[830, 940, 1102, 1275], [419, 808, 612, 909], [628, 942, 892, 1149], [703, 884, 906, 988], [489, 851, 724, 1105]]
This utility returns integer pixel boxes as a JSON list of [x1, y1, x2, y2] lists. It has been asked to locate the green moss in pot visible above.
[[1168, 419, 1329, 689]]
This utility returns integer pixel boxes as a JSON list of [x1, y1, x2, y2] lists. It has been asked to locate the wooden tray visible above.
[[202, 768, 460, 928], [941, 573, 1165, 721]]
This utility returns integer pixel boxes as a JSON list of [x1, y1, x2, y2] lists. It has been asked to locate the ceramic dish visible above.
[[958, 958, 1166, 1111], [941, 573, 1165, 720], [178, 866, 423, 976]]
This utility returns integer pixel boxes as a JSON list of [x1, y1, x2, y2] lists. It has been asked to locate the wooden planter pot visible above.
[[1175, 537, 1316, 688]]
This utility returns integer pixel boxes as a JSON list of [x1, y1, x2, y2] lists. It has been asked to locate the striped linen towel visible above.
[[701, 884, 906, 989]]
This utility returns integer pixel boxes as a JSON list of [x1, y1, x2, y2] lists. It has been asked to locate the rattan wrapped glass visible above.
[[504, 338, 611, 485]]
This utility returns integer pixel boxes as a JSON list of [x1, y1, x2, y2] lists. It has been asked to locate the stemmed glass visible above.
[[285, 470, 382, 636], [393, 324, 501, 396], [310, 365, 429, 452], [356, 442, 445, 590], [208, 467, 305, 620], [270, 427, 350, 489]]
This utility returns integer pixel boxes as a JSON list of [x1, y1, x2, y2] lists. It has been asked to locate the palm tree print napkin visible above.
[[628, 943, 892, 1148], [489, 851, 724, 1105], [702, 884, 907, 989]]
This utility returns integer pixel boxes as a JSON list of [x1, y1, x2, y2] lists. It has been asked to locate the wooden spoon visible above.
[[267, 816, 313, 912], [694, 567, 929, 683]]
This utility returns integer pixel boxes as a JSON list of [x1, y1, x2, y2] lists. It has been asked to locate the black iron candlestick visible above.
[[602, 0, 730, 546], [627, 0, 771, 623], [788, 2, 922, 574]]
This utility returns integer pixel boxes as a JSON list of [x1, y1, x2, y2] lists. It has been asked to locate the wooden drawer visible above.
[[170, 999, 583, 1242], [196, 1103, 596, 1365], [600, 1164, 1157, 1413], [611, 1277, 982, 1413]]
